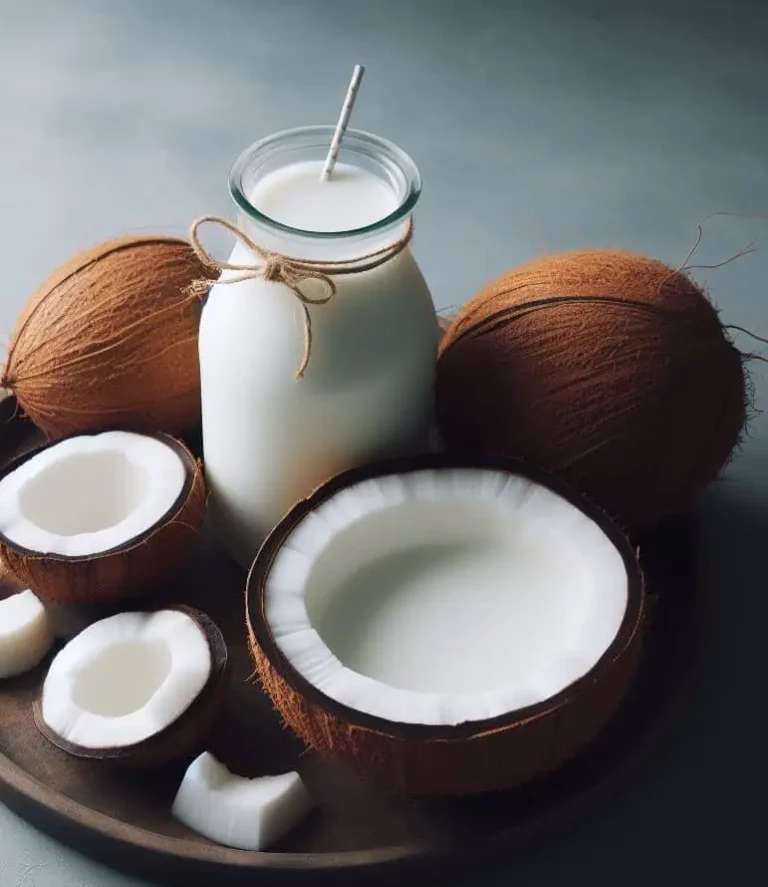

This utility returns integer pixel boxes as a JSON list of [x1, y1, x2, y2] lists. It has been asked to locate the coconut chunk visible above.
[[0, 589, 53, 678], [41, 609, 212, 749], [172, 752, 312, 851]]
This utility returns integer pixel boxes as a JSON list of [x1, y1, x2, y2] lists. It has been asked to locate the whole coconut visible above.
[[2, 236, 213, 438], [436, 250, 747, 531]]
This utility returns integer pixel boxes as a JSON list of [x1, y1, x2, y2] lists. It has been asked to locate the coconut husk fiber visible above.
[[436, 250, 747, 531], [2, 236, 214, 439]]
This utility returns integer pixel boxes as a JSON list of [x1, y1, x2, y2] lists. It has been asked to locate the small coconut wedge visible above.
[[247, 454, 645, 796], [33, 606, 229, 768], [172, 752, 312, 850], [0, 430, 205, 604], [0, 589, 54, 678]]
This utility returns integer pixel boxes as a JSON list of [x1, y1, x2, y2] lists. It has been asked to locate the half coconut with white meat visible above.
[[34, 606, 229, 767], [247, 454, 645, 796], [0, 430, 205, 604]]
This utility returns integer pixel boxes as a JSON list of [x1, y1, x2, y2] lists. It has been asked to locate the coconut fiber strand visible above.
[[2, 236, 213, 438], [436, 250, 747, 531]]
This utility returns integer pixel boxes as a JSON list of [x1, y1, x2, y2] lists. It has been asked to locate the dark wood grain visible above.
[[0, 397, 709, 885]]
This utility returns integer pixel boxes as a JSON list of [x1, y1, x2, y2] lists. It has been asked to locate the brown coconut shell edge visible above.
[[0, 431, 206, 604], [246, 453, 646, 797], [32, 606, 230, 769]]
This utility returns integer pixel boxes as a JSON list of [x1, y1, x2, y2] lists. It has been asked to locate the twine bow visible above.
[[188, 215, 413, 378]]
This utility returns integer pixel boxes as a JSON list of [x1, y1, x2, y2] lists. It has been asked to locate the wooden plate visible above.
[[0, 397, 708, 886]]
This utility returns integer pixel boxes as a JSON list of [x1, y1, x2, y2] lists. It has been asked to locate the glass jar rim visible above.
[[228, 125, 422, 240]]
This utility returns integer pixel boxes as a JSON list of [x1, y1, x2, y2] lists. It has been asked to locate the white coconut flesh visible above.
[[0, 431, 186, 557], [172, 752, 312, 851], [0, 589, 54, 678], [41, 610, 211, 749], [264, 469, 630, 726]]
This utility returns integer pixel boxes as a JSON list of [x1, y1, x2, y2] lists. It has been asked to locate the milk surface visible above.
[[251, 160, 398, 232]]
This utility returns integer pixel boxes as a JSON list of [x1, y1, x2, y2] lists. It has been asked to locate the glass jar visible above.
[[199, 126, 438, 568]]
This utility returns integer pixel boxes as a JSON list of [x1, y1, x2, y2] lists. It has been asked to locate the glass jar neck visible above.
[[228, 127, 421, 261]]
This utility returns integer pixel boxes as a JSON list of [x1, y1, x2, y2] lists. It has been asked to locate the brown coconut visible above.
[[435, 250, 747, 531], [1, 236, 213, 439], [246, 454, 645, 797], [0, 434, 205, 604]]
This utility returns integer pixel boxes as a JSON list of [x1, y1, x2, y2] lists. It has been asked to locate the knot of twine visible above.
[[188, 215, 413, 378]]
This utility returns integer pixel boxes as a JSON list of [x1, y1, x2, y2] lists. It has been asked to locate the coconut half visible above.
[[247, 455, 645, 796], [172, 752, 312, 850], [0, 589, 54, 678], [0, 430, 205, 603], [34, 606, 229, 767]]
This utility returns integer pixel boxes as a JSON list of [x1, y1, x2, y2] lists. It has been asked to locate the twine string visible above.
[[188, 215, 413, 378]]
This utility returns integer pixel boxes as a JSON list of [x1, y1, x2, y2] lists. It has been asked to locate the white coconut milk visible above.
[[200, 149, 437, 567], [251, 160, 395, 232]]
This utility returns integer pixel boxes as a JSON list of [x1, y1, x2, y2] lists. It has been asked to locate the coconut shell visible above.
[[436, 250, 747, 531], [33, 606, 230, 769], [249, 624, 642, 796], [246, 454, 646, 797], [1, 236, 214, 439], [0, 435, 205, 605]]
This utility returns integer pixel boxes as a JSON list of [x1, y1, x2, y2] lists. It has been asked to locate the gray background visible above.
[[0, 0, 766, 884]]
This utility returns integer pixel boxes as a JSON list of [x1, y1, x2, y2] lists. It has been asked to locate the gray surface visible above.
[[0, 0, 766, 884]]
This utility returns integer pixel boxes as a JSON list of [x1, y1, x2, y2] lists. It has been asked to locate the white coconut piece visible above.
[[172, 752, 312, 851], [0, 589, 54, 678], [0, 431, 186, 558], [41, 609, 211, 749], [263, 468, 629, 727]]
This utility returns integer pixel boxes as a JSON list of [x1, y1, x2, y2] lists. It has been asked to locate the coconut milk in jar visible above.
[[198, 127, 437, 567]]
